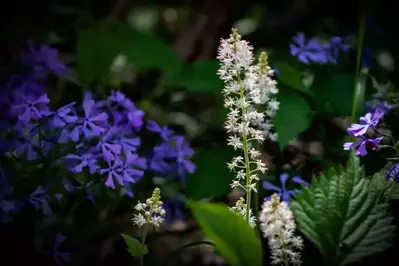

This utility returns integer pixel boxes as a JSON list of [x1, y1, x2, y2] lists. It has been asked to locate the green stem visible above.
[[161, 241, 214, 266], [140, 226, 148, 266], [350, 12, 367, 123]]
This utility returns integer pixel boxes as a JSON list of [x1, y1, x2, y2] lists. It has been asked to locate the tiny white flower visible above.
[[132, 187, 166, 228]]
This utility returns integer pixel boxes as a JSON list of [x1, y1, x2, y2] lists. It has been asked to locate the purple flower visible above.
[[52, 232, 71, 266], [23, 41, 68, 79], [80, 99, 108, 139], [174, 136, 196, 179], [327, 36, 351, 64], [343, 136, 383, 156], [386, 163, 399, 183], [147, 120, 174, 141], [290, 33, 329, 64], [95, 128, 122, 162], [65, 153, 99, 174], [28, 186, 52, 216], [347, 109, 385, 137], [119, 153, 146, 184], [263, 173, 310, 202], [107, 90, 135, 110], [100, 159, 124, 189], [11, 93, 50, 122], [115, 136, 141, 155], [44, 102, 78, 128]]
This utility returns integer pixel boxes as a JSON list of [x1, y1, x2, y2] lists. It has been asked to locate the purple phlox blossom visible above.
[[107, 90, 135, 110], [79, 99, 109, 139], [52, 232, 71, 266], [28, 186, 52, 216], [147, 120, 174, 141], [114, 136, 141, 155], [100, 158, 124, 189], [126, 107, 145, 131], [263, 173, 310, 203], [347, 108, 385, 137], [95, 128, 122, 162], [326, 36, 351, 64], [173, 136, 196, 179], [120, 153, 147, 184], [122, 183, 134, 198], [290, 33, 329, 64], [386, 163, 399, 183], [343, 136, 383, 156], [11, 93, 50, 122], [0, 168, 18, 223], [42, 102, 78, 128], [65, 153, 99, 174], [22, 40, 68, 79], [150, 135, 195, 180]]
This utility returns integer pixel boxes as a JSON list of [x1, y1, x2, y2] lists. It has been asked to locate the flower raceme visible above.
[[259, 194, 304, 266], [217, 28, 279, 225]]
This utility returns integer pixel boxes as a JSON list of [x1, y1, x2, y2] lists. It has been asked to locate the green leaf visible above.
[[121, 234, 148, 257], [186, 147, 238, 200], [311, 73, 354, 116], [187, 200, 262, 266], [116, 23, 182, 75], [273, 92, 313, 149], [273, 61, 310, 95], [371, 162, 399, 200], [291, 154, 395, 265], [76, 24, 121, 84], [165, 60, 223, 93]]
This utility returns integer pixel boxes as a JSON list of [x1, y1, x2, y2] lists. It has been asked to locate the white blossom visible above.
[[259, 194, 303, 266], [229, 197, 256, 228], [132, 187, 166, 228]]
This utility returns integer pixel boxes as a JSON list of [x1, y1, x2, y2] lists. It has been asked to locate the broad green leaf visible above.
[[116, 23, 182, 75], [165, 60, 223, 93], [311, 73, 354, 116], [273, 92, 313, 149], [186, 146, 239, 200], [121, 234, 148, 257], [187, 200, 262, 266], [273, 61, 310, 95], [76, 24, 121, 84], [291, 154, 395, 265]]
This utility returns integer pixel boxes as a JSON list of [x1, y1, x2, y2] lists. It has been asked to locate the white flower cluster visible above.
[[217, 28, 278, 196], [229, 197, 257, 228], [132, 187, 166, 228], [259, 194, 303, 266]]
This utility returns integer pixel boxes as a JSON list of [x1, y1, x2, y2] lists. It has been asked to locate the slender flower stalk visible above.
[[132, 187, 166, 266], [217, 28, 278, 226], [259, 194, 303, 266]]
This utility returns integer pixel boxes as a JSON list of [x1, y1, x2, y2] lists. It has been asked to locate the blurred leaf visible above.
[[311, 73, 354, 116], [121, 234, 148, 257], [76, 24, 121, 84], [273, 61, 310, 95], [186, 147, 238, 200], [273, 92, 313, 149], [116, 23, 182, 75], [187, 200, 262, 266], [352, 68, 368, 121], [166, 60, 222, 93]]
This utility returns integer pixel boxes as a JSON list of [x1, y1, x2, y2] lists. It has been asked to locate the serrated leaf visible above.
[[371, 162, 399, 199], [186, 147, 239, 200], [165, 60, 223, 93], [273, 92, 313, 149], [273, 61, 310, 95], [187, 200, 262, 266], [121, 234, 148, 257], [291, 154, 395, 265]]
